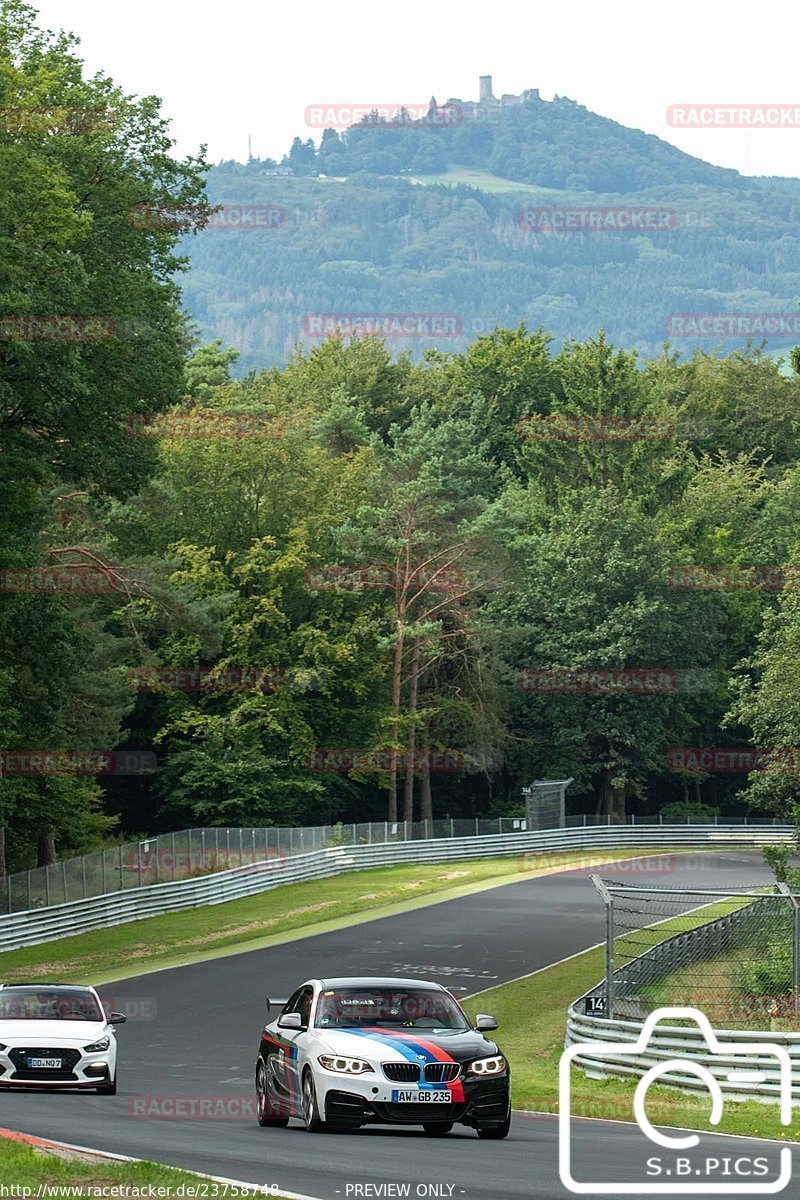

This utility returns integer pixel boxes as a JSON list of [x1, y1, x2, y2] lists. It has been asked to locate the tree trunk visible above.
[[402, 637, 421, 824], [419, 741, 433, 823], [37, 826, 57, 867], [600, 769, 626, 823], [387, 613, 405, 824]]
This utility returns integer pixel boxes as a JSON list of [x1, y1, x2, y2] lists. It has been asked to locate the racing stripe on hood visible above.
[[345, 1027, 465, 1101]]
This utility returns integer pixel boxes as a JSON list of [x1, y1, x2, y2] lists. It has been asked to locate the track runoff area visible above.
[[0, 849, 791, 1199]]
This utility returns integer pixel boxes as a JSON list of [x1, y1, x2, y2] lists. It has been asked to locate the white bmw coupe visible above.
[[254, 976, 510, 1138]]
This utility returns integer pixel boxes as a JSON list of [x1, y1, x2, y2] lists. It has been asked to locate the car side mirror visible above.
[[277, 1011, 303, 1030], [108, 1013, 127, 1025], [265, 995, 271, 1013], [475, 1013, 498, 1031]]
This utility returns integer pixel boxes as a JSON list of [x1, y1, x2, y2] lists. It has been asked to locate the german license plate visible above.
[[27, 1057, 62, 1069], [391, 1089, 450, 1103]]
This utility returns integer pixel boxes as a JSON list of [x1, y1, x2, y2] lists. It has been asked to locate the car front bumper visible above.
[[0, 1045, 115, 1088], [322, 1073, 510, 1128]]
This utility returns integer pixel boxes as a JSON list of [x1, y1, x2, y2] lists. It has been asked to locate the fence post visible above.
[[475, 816, 479, 837], [385, 821, 388, 842], [45, 865, 50, 907], [591, 875, 614, 1020], [81, 856, 87, 898], [450, 817, 455, 839], [119, 843, 123, 890], [778, 884, 799, 1017], [62, 860, 68, 903]]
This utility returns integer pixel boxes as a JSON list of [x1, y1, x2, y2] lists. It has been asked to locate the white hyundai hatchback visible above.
[[0, 984, 126, 1093]]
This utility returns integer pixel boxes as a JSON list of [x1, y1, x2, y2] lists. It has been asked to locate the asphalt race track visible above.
[[1, 851, 796, 1199]]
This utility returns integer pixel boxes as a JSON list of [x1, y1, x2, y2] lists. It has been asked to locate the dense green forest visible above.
[[182, 159, 800, 372], [3, 3, 800, 873], [302, 95, 743, 190]]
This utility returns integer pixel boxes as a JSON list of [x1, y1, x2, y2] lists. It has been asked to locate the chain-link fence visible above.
[[588, 878, 799, 1030], [0, 811, 788, 916], [0, 817, 536, 914], [523, 778, 573, 829]]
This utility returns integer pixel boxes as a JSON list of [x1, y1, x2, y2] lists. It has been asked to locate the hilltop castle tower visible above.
[[479, 75, 494, 102]]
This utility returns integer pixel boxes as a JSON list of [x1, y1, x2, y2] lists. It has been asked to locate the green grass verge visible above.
[[0, 848, 690, 985], [0, 1135, 275, 1192], [462, 909, 800, 1143]]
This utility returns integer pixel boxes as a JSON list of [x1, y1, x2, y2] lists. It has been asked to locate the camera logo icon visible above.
[[559, 1006, 792, 1194]]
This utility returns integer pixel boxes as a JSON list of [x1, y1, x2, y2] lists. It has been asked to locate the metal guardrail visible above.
[[0, 823, 790, 953], [2, 813, 787, 915], [566, 1003, 800, 1103]]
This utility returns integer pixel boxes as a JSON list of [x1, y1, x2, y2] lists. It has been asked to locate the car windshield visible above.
[[314, 987, 470, 1031], [0, 989, 102, 1022]]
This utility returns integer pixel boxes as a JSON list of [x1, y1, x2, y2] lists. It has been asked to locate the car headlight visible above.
[[0, 1044, 6, 1052], [84, 1035, 111, 1053], [466, 1055, 506, 1076], [317, 1055, 373, 1075]]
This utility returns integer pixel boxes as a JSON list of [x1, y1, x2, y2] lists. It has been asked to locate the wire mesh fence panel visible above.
[[2, 814, 785, 913], [597, 880, 796, 1030], [524, 780, 572, 829]]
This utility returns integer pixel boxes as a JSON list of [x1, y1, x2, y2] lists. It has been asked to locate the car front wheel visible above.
[[256, 1060, 289, 1128], [302, 1068, 325, 1132]]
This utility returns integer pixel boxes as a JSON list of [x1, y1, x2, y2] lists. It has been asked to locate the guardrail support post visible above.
[[591, 875, 615, 1020], [777, 883, 799, 1016]]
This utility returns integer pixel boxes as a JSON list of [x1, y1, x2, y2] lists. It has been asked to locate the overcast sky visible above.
[[31, 0, 800, 178]]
